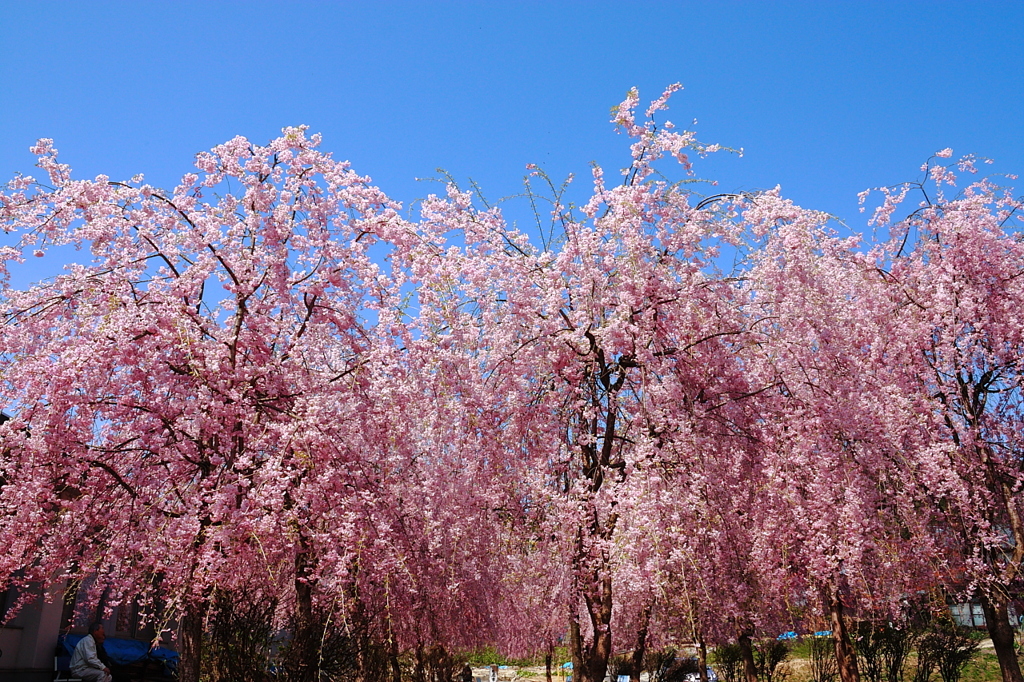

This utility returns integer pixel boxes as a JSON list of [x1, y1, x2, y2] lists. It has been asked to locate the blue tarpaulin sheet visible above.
[[60, 634, 179, 672]]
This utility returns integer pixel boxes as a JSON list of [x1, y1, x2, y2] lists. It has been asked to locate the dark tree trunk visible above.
[[570, 611, 583, 682], [349, 593, 372, 682], [696, 637, 709, 682], [343, 564, 383, 682], [589, 626, 612, 682], [980, 591, 1024, 682], [389, 637, 403, 682], [825, 591, 860, 682], [582, 574, 614, 682], [546, 648, 554, 682], [630, 603, 652, 682], [293, 549, 318, 682], [414, 643, 427, 682], [569, 574, 614, 682], [737, 631, 759, 682], [178, 601, 207, 682], [569, 364, 625, 682]]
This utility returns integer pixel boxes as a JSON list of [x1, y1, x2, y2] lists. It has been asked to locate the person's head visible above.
[[89, 622, 105, 643]]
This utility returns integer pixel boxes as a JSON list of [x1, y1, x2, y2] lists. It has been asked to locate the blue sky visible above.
[[1, 2, 1022, 285]]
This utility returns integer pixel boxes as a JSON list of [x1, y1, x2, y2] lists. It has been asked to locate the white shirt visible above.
[[70, 633, 106, 674]]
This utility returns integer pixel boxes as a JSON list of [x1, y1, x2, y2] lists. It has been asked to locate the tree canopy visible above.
[[1, 87, 1022, 682]]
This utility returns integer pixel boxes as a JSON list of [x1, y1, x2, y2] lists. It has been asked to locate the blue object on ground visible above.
[[148, 644, 179, 673], [777, 631, 797, 640], [814, 630, 832, 637]]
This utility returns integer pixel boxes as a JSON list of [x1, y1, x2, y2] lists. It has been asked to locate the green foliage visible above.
[[272, 611, 359, 682], [855, 621, 916, 682], [412, 644, 466, 682], [753, 639, 790, 682], [784, 644, 1001, 682], [711, 644, 744, 682], [879, 624, 916, 682], [610, 653, 635, 678], [640, 647, 700, 682], [912, 615, 980, 682], [201, 589, 276, 682], [807, 636, 837, 682], [855, 622, 887, 682], [463, 648, 508, 667], [463, 646, 565, 669], [930, 627, 980, 682], [645, 647, 681, 682]]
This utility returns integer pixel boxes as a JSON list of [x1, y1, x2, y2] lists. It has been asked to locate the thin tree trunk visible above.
[[294, 549, 317, 682], [547, 647, 554, 682], [414, 642, 427, 682], [980, 591, 1024, 682], [825, 591, 860, 682], [737, 631, 758, 682], [630, 603, 652, 682], [350, 596, 372, 682], [389, 637, 403, 682], [570, 610, 583, 682], [696, 637, 709, 682], [178, 600, 207, 682], [344, 563, 374, 682]]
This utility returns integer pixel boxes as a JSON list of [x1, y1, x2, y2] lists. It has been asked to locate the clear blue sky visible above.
[[2, 2, 1022, 284]]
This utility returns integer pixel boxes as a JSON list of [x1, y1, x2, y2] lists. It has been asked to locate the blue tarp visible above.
[[148, 643, 179, 670], [60, 634, 179, 672]]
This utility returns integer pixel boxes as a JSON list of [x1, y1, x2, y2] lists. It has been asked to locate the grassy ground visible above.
[[951, 650, 1004, 682], [779, 646, 1010, 682], [470, 641, 1016, 682]]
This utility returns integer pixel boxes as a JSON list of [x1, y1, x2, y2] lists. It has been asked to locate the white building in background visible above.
[[0, 582, 67, 682], [1, 580, 168, 682]]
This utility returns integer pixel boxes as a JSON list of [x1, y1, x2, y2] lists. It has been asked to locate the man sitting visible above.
[[70, 622, 113, 682]]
